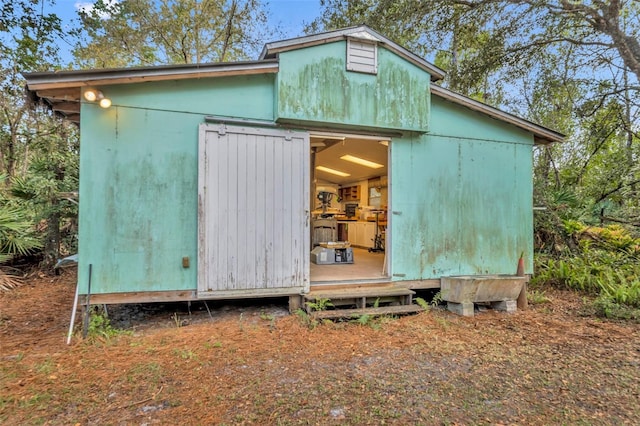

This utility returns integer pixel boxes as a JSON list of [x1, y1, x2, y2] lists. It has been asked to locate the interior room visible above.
[[309, 132, 389, 283]]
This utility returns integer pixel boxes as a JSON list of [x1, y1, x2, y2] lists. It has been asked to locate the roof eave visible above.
[[430, 84, 564, 145], [23, 59, 279, 91]]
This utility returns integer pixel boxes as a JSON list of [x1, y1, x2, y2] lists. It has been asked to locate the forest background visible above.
[[1, 0, 639, 318]]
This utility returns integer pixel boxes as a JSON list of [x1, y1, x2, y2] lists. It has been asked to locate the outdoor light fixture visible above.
[[340, 154, 383, 169], [83, 89, 99, 102], [83, 89, 112, 108], [316, 166, 351, 177]]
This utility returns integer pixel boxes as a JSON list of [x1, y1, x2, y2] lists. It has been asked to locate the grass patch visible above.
[[85, 307, 132, 342]]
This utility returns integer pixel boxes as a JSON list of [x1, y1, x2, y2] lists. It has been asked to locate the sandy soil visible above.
[[1, 269, 639, 425]]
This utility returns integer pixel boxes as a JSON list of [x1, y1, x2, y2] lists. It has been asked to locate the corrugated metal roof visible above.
[[430, 84, 564, 145], [260, 25, 446, 82]]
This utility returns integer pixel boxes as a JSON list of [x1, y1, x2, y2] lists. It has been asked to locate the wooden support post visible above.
[[289, 295, 302, 313], [516, 254, 528, 311]]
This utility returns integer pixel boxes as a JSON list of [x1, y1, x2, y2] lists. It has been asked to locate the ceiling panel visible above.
[[313, 137, 388, 185]]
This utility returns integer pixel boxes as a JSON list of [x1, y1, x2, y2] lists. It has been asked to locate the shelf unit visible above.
[[339, 185, 360, 201]]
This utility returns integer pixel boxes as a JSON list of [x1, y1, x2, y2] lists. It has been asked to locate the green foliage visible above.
[[414, 297, 430, 311], [353, 313, 373, 326], [430, 291, 444, 306], [305, 298, 333, 312], [528, 289, 550, 305], [2, 0, 80, 266], [74, 0, 274, 68], [86, 307, 131, 341], [592, 296, 640, 321], [533, 222, 640, 316], [294, 308, 319, 329], [0, 204, 42, 262], [259, 310, 274, 321]]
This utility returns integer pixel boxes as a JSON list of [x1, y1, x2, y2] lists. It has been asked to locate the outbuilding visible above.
[[24, 26, 563, 314]]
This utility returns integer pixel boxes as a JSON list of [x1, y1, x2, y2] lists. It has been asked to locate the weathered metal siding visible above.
[[276, 42, 430, 131], [391, 96, 534, 279], [78, 75, 275, 293], [197, 125, 309, 296]]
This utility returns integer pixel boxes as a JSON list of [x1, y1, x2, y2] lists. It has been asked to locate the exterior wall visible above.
[[276, 42, 430, 132], [390, 96, 534, 280], [76, 46, 538, 296], [78, 75, 275, 293]]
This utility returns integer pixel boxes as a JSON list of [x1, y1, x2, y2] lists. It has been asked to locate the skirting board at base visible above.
[[83, 287, 305, 305]]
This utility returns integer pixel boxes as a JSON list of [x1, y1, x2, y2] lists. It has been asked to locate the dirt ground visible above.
[[1, 270, 639, 425]]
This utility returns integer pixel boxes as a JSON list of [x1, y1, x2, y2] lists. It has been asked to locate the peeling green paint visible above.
[[277, 43, 430, 131], [76, 43, 537, 296], [78, 75, 275, 294], [391, 96, 534, 280]]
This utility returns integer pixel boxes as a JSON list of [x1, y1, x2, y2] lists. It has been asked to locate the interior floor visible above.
[[310, 247, 387, 282]]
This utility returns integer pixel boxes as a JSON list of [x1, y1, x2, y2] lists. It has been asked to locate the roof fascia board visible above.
[[430, 84, 564, 145], [260, 25, 366, 58], [260, 25, 445, 82], [24, 60, 278, 90]]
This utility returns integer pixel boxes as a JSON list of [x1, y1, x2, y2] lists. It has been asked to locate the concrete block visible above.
[[491, 300, 517, 313], [447, 302, 475, 317]]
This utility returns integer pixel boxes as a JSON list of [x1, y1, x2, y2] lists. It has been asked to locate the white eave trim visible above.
[[24, 60, 279, 90], [430, 84, 564, 145], [260, 25, 445, 82]]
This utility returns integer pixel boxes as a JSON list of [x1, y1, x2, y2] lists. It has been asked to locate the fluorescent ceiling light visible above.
[[316, 166, 350, 177], [340, 155, 384, 169], [310, 132, 346, 141], [310, 131, 392, 142]]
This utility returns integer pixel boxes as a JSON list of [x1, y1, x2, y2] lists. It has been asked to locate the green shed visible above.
[[24, 26, 563, 313]]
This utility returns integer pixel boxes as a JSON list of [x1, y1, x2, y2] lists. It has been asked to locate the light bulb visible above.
[[84, 90, 98, 102], [99, 98, 112, 108]]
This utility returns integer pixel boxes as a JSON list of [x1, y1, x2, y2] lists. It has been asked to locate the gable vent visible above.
[[346, 38, 378, 74]]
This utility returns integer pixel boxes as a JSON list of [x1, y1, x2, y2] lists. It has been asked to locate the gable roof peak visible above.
[[260, 25, 445, 82]]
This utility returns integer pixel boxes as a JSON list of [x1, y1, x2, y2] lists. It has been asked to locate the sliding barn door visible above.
[[197, 124, 310, 297]]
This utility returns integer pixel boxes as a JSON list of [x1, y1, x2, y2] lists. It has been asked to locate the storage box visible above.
[[310, 246, 335, 264], [320, 241, 351, 249]]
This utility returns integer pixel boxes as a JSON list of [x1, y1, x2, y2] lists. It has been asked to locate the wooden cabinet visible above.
[[339, 186, 360, 201], [342, 221, 376, 248], [358, 222, 376, 248]]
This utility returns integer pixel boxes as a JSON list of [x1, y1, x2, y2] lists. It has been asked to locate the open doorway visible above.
[[309, 132, 390, 283]]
